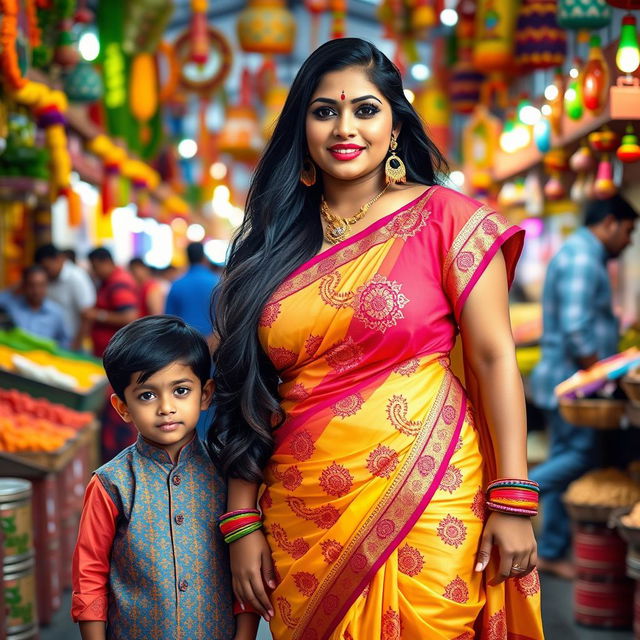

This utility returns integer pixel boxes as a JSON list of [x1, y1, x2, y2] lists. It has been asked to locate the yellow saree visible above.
[[257, 186, 544, 640]]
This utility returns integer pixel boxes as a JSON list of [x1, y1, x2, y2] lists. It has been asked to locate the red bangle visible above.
[[486, 501, 537, 517]]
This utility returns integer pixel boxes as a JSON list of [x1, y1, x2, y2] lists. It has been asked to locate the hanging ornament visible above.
[[547, 68, 565, 136], [237, 0, 296, 54], [582, 35, 609, 114], [330, 0, 347, 39], [616, 13, 640, 77], [411, 0, 437, 40], [588, 127, 619, 153], [129, 53, 159, 144], [64, 61, 103, 103], [190, 0, 210, 64], [534, 116, 552, 153], [593, 155, 617, 199], [450, 60, 485, 115], [54, 18, 80, 68], [569, 140, 596, 173], [514, 0, 566, 72], [557, 0, 611, 30], [122, 0, 173, 55], [462, 104, 501, 196], [544, 174, 565, 200], [543, 148, 568, 200], [617, 125, 640, 163], [564, 59, 584, 121], [570, 172, 589, 204], [473, 0, 519, 72]]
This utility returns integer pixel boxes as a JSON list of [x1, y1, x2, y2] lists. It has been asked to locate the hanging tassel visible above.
[[190, 0, 209, 64]]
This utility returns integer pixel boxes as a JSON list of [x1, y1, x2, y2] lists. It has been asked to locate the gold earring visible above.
[[300, 158, 317, 187], [385, 135, 407, 185]]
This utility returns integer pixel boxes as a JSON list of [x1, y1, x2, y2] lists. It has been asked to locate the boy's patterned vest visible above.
[[97, 435, 234, 640]]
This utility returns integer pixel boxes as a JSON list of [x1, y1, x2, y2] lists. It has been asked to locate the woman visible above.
[[211, 39, 544, 639]]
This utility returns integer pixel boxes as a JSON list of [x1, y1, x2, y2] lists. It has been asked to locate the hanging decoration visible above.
[[582, 35, 610, 114], [129, 53, 159, 144], [64, 61, 103, 102], [462, 104, 501, 196], [610, 12, 640, 120], [514, 0, 566, 72], [237, 0, 296, 54], [157, 41, 181, 103], [547, 68, 565, 136], [122, 0, 173, 55], [564, 59, 584, 121], [593, 154, 617, 198], [86, 135, 126, 216], [588, 127, 619, 154], [617, 125, 640, 163], [53, 0, 80, 69], [304, 0, 329, 51], [569, 140, 596, 204], [543, 148, 568, 201], [330, 0, 348, 39], [0, 0, 28, 91], [557, 0, 611, 30], [534, 116, 552, 153], [189, 0, 210, 63]]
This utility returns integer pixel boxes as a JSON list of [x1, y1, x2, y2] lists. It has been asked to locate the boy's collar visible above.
[[135, 432, 199, 465]]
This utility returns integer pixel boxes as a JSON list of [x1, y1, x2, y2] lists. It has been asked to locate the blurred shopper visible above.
[[0, 265, 70, 347], [165, 242, 219, 337], [35, 243, 96, 350], [87, 247, 140, 463], [530, 195, 638, 578], [129, 257, 165, 316]]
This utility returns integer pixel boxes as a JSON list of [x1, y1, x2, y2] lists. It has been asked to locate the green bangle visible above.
[[225, 521, 263, 544], [488, 482, 540, 493]]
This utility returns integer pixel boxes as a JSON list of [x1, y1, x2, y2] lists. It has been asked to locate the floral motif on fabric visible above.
[[316, 255, 338, 276], [259, 301, 281, 327], [270, 523, 309, 559], [319, 271, 355, 309], [350, 552, 367, 573], [268, 346, 297, 371], [441, 404, 456, 425], [416, 454, 436, 477], [319, 462, 354, 497], [293, 572, 319, 597], [322, 594, 340, 615], [304, 334, 323, 357], [288, 430, 315, 461], [398, 543, 425, 577], [386, 394, 422, 437], [325, 337, 364, 373], [482, 218, 499, 237], [516, 569, 541, 598], [331, 393, 364, 418], [381, 608, 402, 640], [437, 514, 467, 548], [366, 444, 399, 478], [259, 487, 272, 510], [277, 596, 299, 629], [471, 486, 486, 521], [273, 465, 302, 491], [456, 251, 475, 272], [389, 205, 431, 239], [393, 358, 420, 376], [284, 383, 310, 401], [443, 576, 469, 603], [440, 465, 463, 494], [487, 609, 507, 640], [375, 518, 396, 539], [352, 274, 409, 333], [321, 539, 343, 564], [286, 496, 340, 529]]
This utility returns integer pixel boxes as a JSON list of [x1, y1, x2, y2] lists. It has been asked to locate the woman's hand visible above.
[[475, 512, 537, 585], [230, 529, 276, 621]]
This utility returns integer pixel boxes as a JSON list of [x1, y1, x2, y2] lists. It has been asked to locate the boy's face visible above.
[[110, 362, 213, 460]]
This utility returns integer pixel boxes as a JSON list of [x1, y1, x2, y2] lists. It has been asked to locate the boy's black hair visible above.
[[584, 195, 639, 227], [103, 315, 211, 401], [88, 247, 114, 263], [34, 243, 60, 262]]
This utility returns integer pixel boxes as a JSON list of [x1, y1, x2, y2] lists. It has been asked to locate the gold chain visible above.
[[320, 184, 390, 245]]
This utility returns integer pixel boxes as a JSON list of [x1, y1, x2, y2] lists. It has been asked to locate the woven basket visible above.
[[558, 397, 626, 429], [621, 375, 640, 407], [564, 499, 615, 523]]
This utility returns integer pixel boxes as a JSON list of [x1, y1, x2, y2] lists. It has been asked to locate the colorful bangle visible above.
[[487, 478, 539, 492], [486, 501, 538, 517], [218, 508, 263, 544]]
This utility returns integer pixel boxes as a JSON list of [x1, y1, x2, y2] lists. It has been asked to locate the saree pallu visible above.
[[258, 186, 544, 640]]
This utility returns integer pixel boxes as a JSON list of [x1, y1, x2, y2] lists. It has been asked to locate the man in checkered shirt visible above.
[[529, 195, 638, 579]]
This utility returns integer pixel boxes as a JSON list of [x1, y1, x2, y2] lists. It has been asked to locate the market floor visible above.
[[40, 573, 633, 640]]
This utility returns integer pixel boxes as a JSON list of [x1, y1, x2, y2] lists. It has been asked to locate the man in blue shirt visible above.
[[164, 242, 220, 337], [0, 265, 71, 348], [530, 195, 638, 578]]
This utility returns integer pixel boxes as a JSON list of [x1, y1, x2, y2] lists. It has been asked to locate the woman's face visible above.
[[305, 66, 398, 184]]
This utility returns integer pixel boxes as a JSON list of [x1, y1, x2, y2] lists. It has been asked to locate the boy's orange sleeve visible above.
[[71, 475, 119, 622]]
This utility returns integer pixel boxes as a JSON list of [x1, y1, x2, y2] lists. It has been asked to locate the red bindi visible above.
[[340, 91, 345, 101]]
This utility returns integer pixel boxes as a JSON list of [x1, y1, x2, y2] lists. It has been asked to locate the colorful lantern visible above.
[[616, 14, 640, 76], [462, 104, 500, 195], [570, 141, 596, 173], [534, 117, 552, 153], [64, 61, 103, 102], [237, 0, 296, 54], [557, 0, 611, 30], [617, 125, 640, 163], [450, 60, 484, 114], [473, 0, 519, 72], [413, 78, 451, 155], [129, 53, 159, 144], [514, 0, 566, 72], [588, 127, 619, 153], [565, 60, 584, 121], [593, 155, 617, 198], [543, 148, 568, 201], [582, 36, 610, 114]]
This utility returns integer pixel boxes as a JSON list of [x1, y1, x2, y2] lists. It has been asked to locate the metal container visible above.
[[0, 479, 33, 564], [3, 555, 38, 635]]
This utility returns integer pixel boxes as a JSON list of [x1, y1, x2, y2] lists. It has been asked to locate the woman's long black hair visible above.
[[209, 38, 448, 482]]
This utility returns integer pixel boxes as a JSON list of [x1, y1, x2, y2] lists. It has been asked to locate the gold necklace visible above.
[[320, 184, 390, 245]]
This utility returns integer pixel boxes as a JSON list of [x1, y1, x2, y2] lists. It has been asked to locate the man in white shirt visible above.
[[35, 244, 96, 350]]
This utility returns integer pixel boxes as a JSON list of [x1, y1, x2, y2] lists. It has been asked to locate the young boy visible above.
[[71, 315, 258, 640]]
